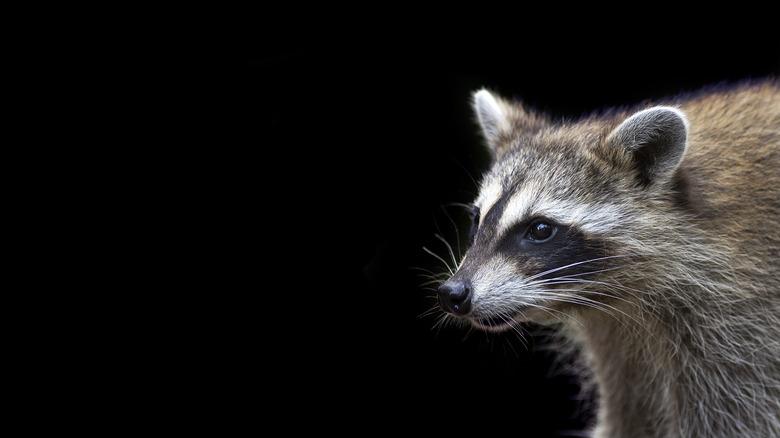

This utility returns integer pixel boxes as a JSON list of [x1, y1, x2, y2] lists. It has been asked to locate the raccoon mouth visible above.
[[470, 314, 519, 332]]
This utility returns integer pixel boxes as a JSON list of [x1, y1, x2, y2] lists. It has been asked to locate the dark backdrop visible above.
[[235, 42, 779, 435]]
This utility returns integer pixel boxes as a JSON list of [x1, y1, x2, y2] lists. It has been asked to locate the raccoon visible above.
[[437, 80, 780, 437]]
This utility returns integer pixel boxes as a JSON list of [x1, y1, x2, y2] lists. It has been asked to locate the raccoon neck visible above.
[[572, 294, 779, 438]]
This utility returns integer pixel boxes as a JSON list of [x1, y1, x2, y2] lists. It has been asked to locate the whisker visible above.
[[532, 290, 643, 326], [531, 295, 621, 321], [440, 205, 463, 260], [500, 311, 528, 349], [523, 266, 627, 286], [521, 280, 639, 305], [445, 202, 474, 210], [461, 325, 474, 342], [431, 313, 449, 333], [434, 233, 460, 273], [523, 255, 632, 283], [524, 276, 647, 305], [409, 266, 441, 275], [422, 246, 454, 276], [551, 278, 644, 299], [536, 288, 635, 306], [418, 304, 442, 319]]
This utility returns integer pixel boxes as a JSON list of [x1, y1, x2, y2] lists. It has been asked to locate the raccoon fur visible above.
[[436, 80, 780, 437]]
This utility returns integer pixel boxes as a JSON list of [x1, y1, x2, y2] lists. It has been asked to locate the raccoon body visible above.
[[438, 80, 780, 437]]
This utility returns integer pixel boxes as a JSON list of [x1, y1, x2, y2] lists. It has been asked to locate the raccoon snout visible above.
[[438, 279, 473, 315]]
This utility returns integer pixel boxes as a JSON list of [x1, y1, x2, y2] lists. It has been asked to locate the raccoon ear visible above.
[[473, 89, 511, 151], [607, 106, 689, 185]]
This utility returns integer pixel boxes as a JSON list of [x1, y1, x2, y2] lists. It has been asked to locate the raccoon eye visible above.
[[525, 220, 556, 242], [467, 206, 480, 245]]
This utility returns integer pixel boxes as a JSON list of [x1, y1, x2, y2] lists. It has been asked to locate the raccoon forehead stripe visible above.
[[497, 189, 627, 236], [497, 182, 543, 233], [541, 203, 628, 233], [476, 180, 503, 218]]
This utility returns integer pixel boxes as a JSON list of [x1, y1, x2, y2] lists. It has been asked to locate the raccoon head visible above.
[[438, 89, 689, 331]]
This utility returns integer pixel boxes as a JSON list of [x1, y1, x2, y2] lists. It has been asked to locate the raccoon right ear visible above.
[[473, 89, 512, 152], [607, 106, 689, 186]]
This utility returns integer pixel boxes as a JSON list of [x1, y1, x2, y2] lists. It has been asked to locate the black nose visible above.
[[438, 280, 473, 315]]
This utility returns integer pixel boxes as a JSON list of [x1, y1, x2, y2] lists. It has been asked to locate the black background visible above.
[[236, 41, 778, 435]]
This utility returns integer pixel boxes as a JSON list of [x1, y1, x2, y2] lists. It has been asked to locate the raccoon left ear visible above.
[[473, 89, 549, 157], [607, 106, 689, 185], [473, 89, 512, 149]]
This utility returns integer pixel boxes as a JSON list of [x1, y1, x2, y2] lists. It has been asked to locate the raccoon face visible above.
[[438, 90, 689, 331]]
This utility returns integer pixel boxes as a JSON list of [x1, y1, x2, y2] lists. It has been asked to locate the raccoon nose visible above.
[[438, 280, 473, 315]]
